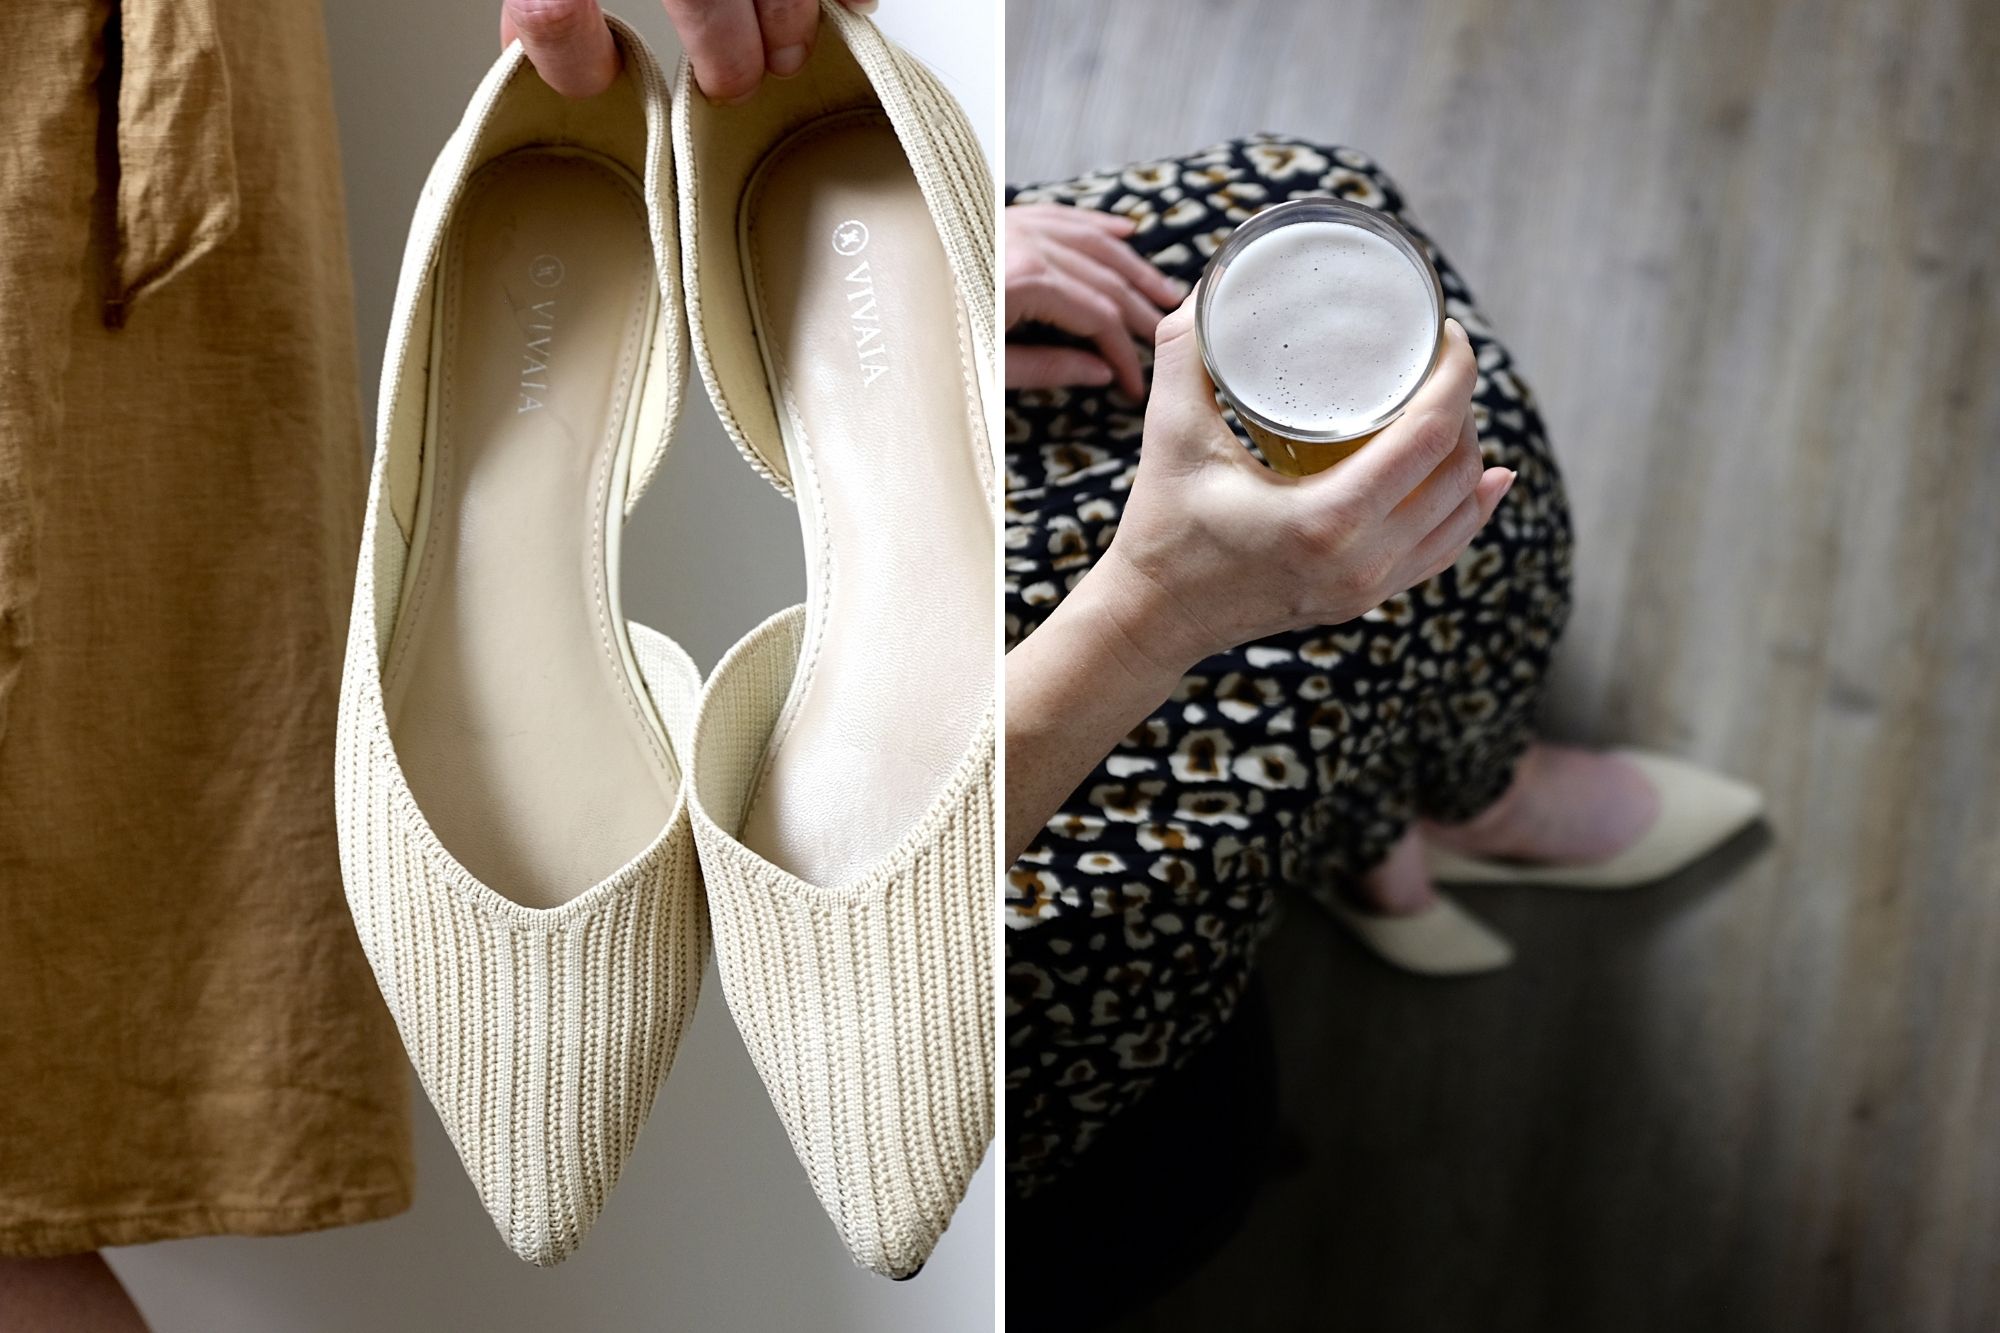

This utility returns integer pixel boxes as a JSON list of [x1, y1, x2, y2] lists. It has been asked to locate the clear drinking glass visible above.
[[1195, 196, 1446, 476]]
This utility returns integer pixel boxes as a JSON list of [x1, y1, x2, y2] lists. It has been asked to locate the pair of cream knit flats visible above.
[[1329, 749, 1763, 977], [334, 8, 992, 1279]]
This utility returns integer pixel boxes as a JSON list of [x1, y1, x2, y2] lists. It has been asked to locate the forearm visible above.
[[1004, 562, 1192, 864]]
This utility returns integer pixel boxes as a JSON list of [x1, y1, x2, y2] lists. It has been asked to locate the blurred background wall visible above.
[[104, 3, 997, 1329], [1007, 0, 2000, 1329]]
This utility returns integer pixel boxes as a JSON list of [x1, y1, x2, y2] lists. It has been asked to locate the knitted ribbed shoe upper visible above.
[[687, 609, 995, 1279], [332, 21, 702, 1266], [337, 607, 704, 1265]]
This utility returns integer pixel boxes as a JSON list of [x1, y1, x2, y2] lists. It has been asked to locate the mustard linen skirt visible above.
[[0, 0, 412, 1255]]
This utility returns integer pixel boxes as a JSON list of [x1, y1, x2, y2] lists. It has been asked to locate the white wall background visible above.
[[107, 3, 998, 1328]]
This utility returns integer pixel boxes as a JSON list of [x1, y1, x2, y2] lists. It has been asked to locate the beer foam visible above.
[[1206, 219, 1436, 437]]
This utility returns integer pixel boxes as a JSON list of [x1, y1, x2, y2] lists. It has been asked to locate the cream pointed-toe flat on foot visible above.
[[1423, 749, 1765, 890], [333, 21, 702, 1266], [1325, 893, 1515, 976], [675, 0, 995, 1279]]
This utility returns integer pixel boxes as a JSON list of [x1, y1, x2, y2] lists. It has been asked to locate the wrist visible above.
[[1004, 559, 1194, 865], [1071, 550, 1217, 688]]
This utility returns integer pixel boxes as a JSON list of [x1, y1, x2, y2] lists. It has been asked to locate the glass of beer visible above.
[[1195, 197, 1446, 476]]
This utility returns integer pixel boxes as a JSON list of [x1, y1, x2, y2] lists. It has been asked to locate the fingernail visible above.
[[846, 0, 881, 12], [769, 44, 808, 77], [1165, 276, 1192, 300], [1500, 468, 1518, 497]]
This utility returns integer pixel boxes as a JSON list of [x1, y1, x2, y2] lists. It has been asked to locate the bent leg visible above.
[[1005, 133, 1577, 1183]]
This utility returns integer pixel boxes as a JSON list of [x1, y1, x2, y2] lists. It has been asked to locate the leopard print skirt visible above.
[[1004, 135, 1575, 1195]]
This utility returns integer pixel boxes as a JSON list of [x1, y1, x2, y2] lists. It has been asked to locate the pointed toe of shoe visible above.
[[1328, 892, 1515, 976], [687, 609, 994, 1279], [1594, 748, 1764, 885], [334, 622, 707, 1266], [340, 806, 703, 1267], [1635, 748, 1763, 843], [472, 1109, 647, 1267]]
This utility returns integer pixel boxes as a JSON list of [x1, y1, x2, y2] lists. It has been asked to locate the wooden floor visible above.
[[1007, 1, 2000, 1329]]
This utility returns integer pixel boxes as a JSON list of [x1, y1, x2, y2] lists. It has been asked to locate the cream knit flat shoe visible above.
[[333, 21, 702, 1265], [1325, 893, 1516, 976], [1423, 749, 1765, 889], [674, 1, 995, 1278]]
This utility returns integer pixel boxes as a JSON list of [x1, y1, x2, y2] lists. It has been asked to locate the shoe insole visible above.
[[384, 149, 673, 909], [737, 112, 994, 886]]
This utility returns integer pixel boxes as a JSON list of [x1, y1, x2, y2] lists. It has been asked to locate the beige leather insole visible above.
[[384, 150, 673, 908], [737, 113, 994, 886]]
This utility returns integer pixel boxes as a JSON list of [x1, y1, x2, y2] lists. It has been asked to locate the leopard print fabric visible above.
[[1004, 135, 1575, 1195]]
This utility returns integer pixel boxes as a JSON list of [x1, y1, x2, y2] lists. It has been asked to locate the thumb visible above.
[[1142, 291, 1236, 463], [501, 0, 619, 99]]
